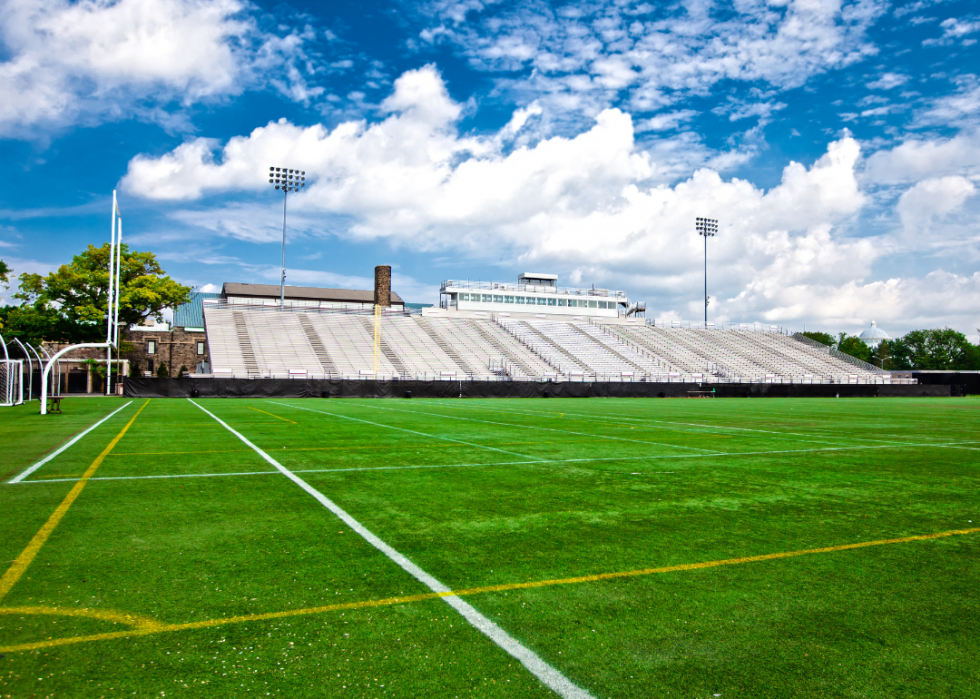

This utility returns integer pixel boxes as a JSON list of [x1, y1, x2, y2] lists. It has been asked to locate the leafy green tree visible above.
[[801, 331, 835, 346], [0, 259, 9, 288], [888, 329, 980, 370], [0, 304, 102, 345], [837, 333, 872, 363], [13, 243, 190, 342]]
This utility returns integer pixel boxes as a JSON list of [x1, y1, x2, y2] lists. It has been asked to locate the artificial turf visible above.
[[1, 395, 978, 698]]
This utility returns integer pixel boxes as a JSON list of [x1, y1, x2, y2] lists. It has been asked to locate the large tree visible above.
[[0, 258, 9, 288], [836, 333, 872, 363], [886, 329, 980, 370], [12, 243, 190, 343]]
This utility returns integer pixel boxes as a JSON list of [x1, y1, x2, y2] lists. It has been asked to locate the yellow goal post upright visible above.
[[373, 265, 391, 379]]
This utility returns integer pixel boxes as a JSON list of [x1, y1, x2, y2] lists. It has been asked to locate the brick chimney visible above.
[[374, 265, 391, 307]]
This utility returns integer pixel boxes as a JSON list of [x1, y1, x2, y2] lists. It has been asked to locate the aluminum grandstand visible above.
[[194, 273, 910, 385]]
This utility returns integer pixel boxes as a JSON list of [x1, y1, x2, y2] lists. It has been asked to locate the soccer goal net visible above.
[[0, 359, 24, 407]]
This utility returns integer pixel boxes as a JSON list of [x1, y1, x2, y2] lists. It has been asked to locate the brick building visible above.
[[125, 292, 215, 377]]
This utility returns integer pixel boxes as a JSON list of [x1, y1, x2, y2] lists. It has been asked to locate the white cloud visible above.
[[864, 130, 980, 184], [634, 109, 697, 132], [415, 0, 885, 119], [0, 0, 321, 137], [124, 65, 980, 333], [896, 175, 976, 243], [866, 72, 908, 89], [922, 16, 980, 45]]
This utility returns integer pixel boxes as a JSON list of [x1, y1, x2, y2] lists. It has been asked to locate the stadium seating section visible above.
[[203, 304, 895, 384]]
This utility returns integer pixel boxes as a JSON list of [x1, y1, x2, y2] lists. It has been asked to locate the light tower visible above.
[[268, 166, 305, 308], [695, 217, 718, 324]]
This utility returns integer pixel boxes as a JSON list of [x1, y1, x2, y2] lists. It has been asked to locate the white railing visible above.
[[442, 279, 629, 299]]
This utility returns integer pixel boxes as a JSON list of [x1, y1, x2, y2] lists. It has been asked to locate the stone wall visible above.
[[126, 328, 208, 377]]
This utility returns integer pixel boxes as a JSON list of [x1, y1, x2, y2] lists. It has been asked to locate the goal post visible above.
[[0, 359, 24, 407]]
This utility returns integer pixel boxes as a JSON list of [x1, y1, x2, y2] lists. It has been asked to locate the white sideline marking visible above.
[[271, 402, 547, 462], [7, 401, 134, 484], [24, 442, 976, 484], [16, 439, 980, 486], [446, 402, 849, 448], [187, 399, 594, 699], [351, 402, 725, 455]]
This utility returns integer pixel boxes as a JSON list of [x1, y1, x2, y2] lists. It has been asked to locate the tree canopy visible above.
[[884, 329, 980, 370], [800, 331, 835, 347], [0, 258, 9, 288], [6, 244, 190, 345]]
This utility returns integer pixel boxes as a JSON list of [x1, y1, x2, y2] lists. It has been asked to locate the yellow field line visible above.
[[1, 525, 976, 654], [247, 407, 297, 424], [0, 399, 150, 604], [0, 605, 163, 630]]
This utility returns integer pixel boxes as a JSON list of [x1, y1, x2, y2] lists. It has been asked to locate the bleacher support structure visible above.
[[201, 301, 913, 385]]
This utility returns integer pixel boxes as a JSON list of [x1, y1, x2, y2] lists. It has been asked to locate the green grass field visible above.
[[1, 396, 978, 698]]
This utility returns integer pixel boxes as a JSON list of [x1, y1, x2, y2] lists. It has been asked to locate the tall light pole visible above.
[[268, 166, 305, 308], [695, 217, 718, 324]]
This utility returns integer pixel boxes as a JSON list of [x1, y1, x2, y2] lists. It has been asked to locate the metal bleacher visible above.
[[202, 302, 901, 384]]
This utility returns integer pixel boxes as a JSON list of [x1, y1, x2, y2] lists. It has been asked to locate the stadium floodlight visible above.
[[695, 217, 718, 324], [268, 166, 306, 309]]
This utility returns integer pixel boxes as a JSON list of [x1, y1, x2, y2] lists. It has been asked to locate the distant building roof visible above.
[[222, 283, 404, 305], [174, 292, 220, 329], [858, 320, 890, 341]]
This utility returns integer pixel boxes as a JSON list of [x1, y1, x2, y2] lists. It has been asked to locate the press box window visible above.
[[482, 294, 493, 302], [588, 300, 598, 308], [547, 297, 556, 306], [147, 340, 156, 354], [197, 342, 205, 355], [460, 293, 470, 301], [558, 299, 566, 307], [504, 296, 514, 303], [515, 296, 525, 304], [493, 295, 503, 303], [537, 297, 547, 306]]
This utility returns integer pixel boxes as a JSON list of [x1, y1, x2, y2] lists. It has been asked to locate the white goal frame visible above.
[[0, 359, 24, 407]]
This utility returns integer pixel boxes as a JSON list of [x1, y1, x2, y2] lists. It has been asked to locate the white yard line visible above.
[[187, 398, 594, 699], [452, 402, 980, 451], [354, 402, 725, 455], [446, 402, 850, 448], [16, 437, 975, 486], [271, 402, 547, 462], [7, 401, 134, 484]]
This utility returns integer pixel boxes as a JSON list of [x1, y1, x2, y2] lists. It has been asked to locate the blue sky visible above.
[[1, 0, 978, 337]]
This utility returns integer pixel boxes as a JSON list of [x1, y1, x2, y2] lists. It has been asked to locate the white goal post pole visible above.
[[41, 343, 110, 415], [105, 193, 118, 395]]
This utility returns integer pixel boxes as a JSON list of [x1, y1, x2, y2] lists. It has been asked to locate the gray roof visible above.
[[222, 282, 404, 305]]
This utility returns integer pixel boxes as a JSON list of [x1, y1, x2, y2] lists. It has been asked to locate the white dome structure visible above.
[[858, 320, 890, 348]]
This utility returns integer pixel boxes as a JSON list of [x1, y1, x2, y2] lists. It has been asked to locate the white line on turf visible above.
[[443, 402, 850, 448], [271, 401, 547, 461], [26, 436, 977, 485], [348, 402, 726, 455], [187, 398, 594, 699], [7, 401, 134, 484]]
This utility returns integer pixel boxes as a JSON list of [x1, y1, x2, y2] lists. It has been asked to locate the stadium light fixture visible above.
[[268, 166, 306, 309], [695, 216, 718, 324]]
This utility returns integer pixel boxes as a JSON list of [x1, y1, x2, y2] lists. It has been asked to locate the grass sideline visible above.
[[0, 396, 978, 698]]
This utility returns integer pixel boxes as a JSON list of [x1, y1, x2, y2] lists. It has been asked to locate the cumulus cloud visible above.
[[0, 0, 322, 137], [896, 175, 976, 243], [121, 65, 945, 328], [863, 130, 980, 183]]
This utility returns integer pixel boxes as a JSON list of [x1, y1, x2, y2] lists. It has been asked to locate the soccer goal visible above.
[[0, 359, 24, 407]]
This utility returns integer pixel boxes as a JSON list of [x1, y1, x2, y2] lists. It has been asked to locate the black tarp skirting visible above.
[[124, 377, 953, 399]]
